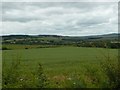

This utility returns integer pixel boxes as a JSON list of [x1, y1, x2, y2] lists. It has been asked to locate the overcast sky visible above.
[[1, 2, 118, 36]]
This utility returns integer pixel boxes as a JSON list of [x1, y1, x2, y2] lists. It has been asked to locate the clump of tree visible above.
[[107, 43, 120, 49]]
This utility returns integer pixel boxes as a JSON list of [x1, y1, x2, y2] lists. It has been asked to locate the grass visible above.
[[0, 49, 2, 89], [2, 46, 118, 88]]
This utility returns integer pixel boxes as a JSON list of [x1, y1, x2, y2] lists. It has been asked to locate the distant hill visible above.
[[2, 33, 119, 38], [72, 33, 119, 41], [2, 33, 119, 42], [1, 33, 120, 49]]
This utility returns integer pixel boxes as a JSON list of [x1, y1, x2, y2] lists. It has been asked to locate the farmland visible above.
[[1, 34, 119, 88], [1, 2, 120, 88], [2, 46, 119, 88]]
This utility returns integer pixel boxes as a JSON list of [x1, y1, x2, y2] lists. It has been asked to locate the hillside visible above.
[[1, 33, 120, 49]]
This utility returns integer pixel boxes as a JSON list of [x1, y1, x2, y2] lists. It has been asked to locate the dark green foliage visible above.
[[25, 47, 28, 49], [107, 43, 120, 49], [2, 47, 9, 50]]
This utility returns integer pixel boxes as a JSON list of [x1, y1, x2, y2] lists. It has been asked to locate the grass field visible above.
[[2, 46, 118, 88]]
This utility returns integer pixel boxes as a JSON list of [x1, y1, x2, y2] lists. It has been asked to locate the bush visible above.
[[101, 55, 120, 88], [2, 47, 9, 50], [2, 59, 48, 88], [2, 59, 21, 88], [25, 47, 28, 49], [36, 63, 49, 88]]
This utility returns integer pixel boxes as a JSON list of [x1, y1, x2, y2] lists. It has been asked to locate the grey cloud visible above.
[[76, 16, 109, 27], [2, 2, 118, 36], [2, 2, 116, 22]]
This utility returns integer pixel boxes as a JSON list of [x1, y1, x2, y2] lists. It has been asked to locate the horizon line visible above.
[[1, 32, 119, 37]]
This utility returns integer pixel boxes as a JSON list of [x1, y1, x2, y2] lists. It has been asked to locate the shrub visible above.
[[36, 63, 49, 88], [25, 47, 28, 49], [101, 55, 120, 88], [2, 59, 48, 88], [2, 47, 9, 50], [2, 59, 21, 88]]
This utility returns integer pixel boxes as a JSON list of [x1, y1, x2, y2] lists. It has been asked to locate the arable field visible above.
[[2, 46, 119, 88]]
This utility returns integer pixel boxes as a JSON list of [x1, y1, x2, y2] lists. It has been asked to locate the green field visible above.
[[2, 46, 118, 88]]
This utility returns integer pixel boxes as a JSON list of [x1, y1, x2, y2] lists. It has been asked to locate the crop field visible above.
[[2, 46, 119, 88]]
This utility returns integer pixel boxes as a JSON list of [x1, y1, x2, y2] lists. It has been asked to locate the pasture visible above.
[[2, 46, 118, 88]]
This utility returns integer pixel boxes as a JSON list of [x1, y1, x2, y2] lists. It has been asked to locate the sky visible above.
[[1, 2, 118, 36]]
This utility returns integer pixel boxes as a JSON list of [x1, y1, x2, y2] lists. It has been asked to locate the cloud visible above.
[[2, 0, 119, 2], [1, 2, 118, 36]]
